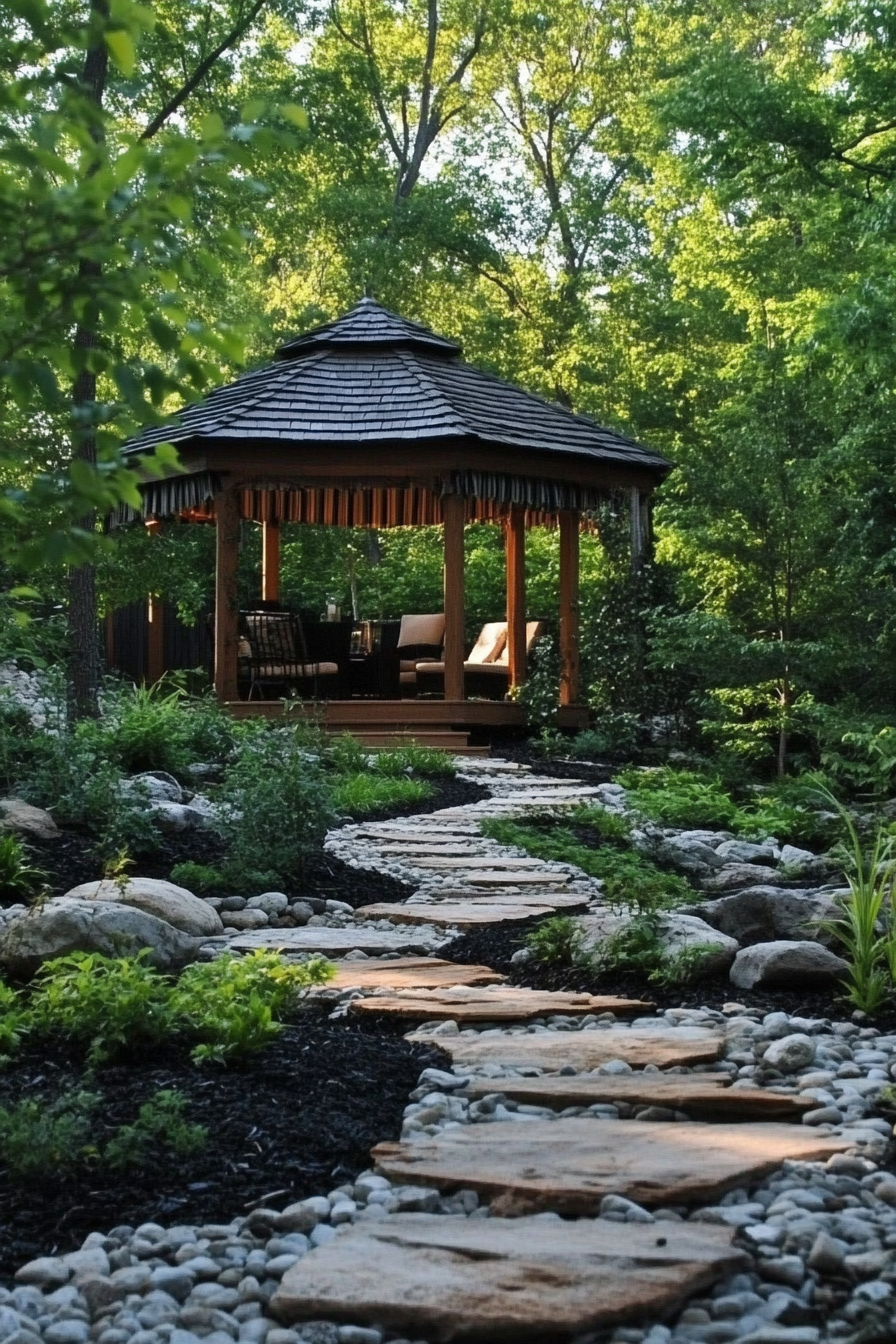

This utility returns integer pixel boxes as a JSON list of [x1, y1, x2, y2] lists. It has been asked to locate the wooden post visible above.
[[443, 494, 466, 702], [506, 505, 526, 689], [559, 509, 580, 707], [261, 520, 280, 603], [214, 489, 240, 703], [145, 519, 164, 685], [630, 487, 646, 571]]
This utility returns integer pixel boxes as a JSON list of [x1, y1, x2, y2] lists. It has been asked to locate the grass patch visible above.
[[331, 773, 433, 816]]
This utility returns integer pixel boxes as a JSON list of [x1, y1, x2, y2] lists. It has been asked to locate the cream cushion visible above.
[[466, 622, 507, 665]]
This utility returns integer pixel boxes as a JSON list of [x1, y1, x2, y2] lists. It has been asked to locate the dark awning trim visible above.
[[443, 470, 609, 512], [108, 472, 221, 527]]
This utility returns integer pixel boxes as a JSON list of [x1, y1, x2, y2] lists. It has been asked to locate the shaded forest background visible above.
[[3, 0, 896, 779]]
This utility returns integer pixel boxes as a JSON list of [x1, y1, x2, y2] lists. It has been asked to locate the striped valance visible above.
[[443, 471, 609, 513]]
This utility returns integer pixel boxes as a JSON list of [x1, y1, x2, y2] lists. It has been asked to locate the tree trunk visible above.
[[66, 16, 108, 721]]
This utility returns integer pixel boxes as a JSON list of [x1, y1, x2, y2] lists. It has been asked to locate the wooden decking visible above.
[[224, 698, 589, 753]]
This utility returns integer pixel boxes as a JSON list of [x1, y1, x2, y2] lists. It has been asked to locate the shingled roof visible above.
[[125, 298, 669, 476]]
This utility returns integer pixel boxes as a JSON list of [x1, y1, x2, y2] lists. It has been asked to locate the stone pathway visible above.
[[10, 757, 896, 1344]]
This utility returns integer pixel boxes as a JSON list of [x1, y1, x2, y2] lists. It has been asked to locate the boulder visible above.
[[0, 899, 199, 976], [729, 941, 849, 990], [580, 910, 739, 977], [122, 772, 184, 802], [64, 878, 223, 937], [686, 887, 841, 948], [779, 844, 817, 869], [714, 840, 779, 866], [700, 864, 784, 893], [0, 798, 59, 842]]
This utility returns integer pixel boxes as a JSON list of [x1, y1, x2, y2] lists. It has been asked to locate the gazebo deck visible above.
[[223, 697, 589, 753]]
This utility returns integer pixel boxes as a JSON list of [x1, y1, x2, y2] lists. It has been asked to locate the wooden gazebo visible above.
[[121, 299, 670, 743]]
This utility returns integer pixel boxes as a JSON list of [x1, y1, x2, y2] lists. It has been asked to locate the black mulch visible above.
[[0, 1011, 448, 1282], [441, 919, 896, 1033]]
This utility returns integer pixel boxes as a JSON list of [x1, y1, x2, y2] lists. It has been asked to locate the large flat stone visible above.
[[411, 890, 589, 909], [407, 1025, 725, 1071], [226, 926, 440, 956], [466, 870, 571, 885], [461, 1073, 815, 1121], [328, 959, 506, 990], [407, 856, 554, 870], [271, 1212, 747, 1342], [372, 1119, 851, 1213], [351, 986, 653, 1022], [355, 902, 558, 928]]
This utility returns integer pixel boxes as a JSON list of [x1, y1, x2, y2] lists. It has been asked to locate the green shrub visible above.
[[0, 979, 26, 1061], [215, 727, 334, 884], [28, 951, 174, 1065], [103, 684, 237, 779], [105, 1090, 207, 1168], [0, 1089, 100, 1178], [169, 861, 226, 894], [172, 951, 334, 1064], [568, 715, 642, 761], [525, 915, 587, 966], [332, 772, 432, 815], [0, 833, 47, 902], [616, 767, 738, 830]]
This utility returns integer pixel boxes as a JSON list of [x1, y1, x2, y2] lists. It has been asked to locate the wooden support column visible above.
[[145, 519, 164, 685], [261, 521, 280, 603], [559, 509, 580, 707], [506, 505, 527, 689], [214, 489, 240, 703], [443, 494, 466, 702]]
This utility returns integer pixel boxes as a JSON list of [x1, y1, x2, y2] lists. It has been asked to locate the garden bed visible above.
[[0, 1008, 447, 1281]]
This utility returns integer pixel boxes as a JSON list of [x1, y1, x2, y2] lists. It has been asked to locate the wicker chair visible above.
[[238, 610, 345, 700]]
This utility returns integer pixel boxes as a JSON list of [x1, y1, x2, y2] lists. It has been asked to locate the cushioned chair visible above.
[[415, 621, 545, 699], [238, 611, 344, 700], [395, 613, 446, 698]]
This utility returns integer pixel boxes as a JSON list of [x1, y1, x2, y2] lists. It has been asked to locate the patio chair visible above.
[[395, 613, 446, 698], [415, 620, 545, 699], [238, 610, 345, 700]]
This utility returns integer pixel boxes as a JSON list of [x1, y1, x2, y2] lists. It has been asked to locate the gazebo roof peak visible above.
[[275, 296, 462, 360]]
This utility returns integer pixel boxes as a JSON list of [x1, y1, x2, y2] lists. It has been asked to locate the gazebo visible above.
[[120, 298, 670, 745]]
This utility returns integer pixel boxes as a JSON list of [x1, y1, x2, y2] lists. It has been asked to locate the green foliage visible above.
[[214, 728, 334, 885], [0, 980, 26, 1062], [372, 745, 456, 778], [0, 1090, 100, 1179], [102, 684, 236, 779], [18, 949, 334, 1067], [566, 716, 643, 763], [616, 768, 738, 830], [105, 1090, 207, 1168], [819, 792, 896, 1015], [169, 862, 226, 895], [813, 707, 896, 800], [480, 814, 690, 914], [0, 833, 47, 903], [172, 952, 334, 1064], [331, 773, 432, 816], [29, 951, 173, 1066], [525, 916, 587, 967]]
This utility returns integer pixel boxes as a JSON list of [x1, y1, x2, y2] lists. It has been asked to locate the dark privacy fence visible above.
[[108, 602, 212, 684]]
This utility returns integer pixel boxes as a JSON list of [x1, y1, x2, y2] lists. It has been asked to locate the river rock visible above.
[[686, 888, 841, 947], [0, 899, 199, 976], [714, 840, 778, 865], [63, 878, 223, 937], [729, 941, 849, 990], [579, 910, 738, 976], [763, 1034, 817, 1074]]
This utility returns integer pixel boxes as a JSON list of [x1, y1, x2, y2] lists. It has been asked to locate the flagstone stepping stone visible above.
[[226, 926, 441, 957], [407, 890, 588, 909], [375, 844, 491, 856], [328, 958, 506, 990], [371, 1118, 851, 1213], [350, 986, 652, 1022], [407, 856, 553, 869], [271, 1213, 747, 1342], [466, 869, 571, 885], [355, 902, 559, 928], [461, 1073, 815, 1121], [408, 1025, 725, 1071]]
